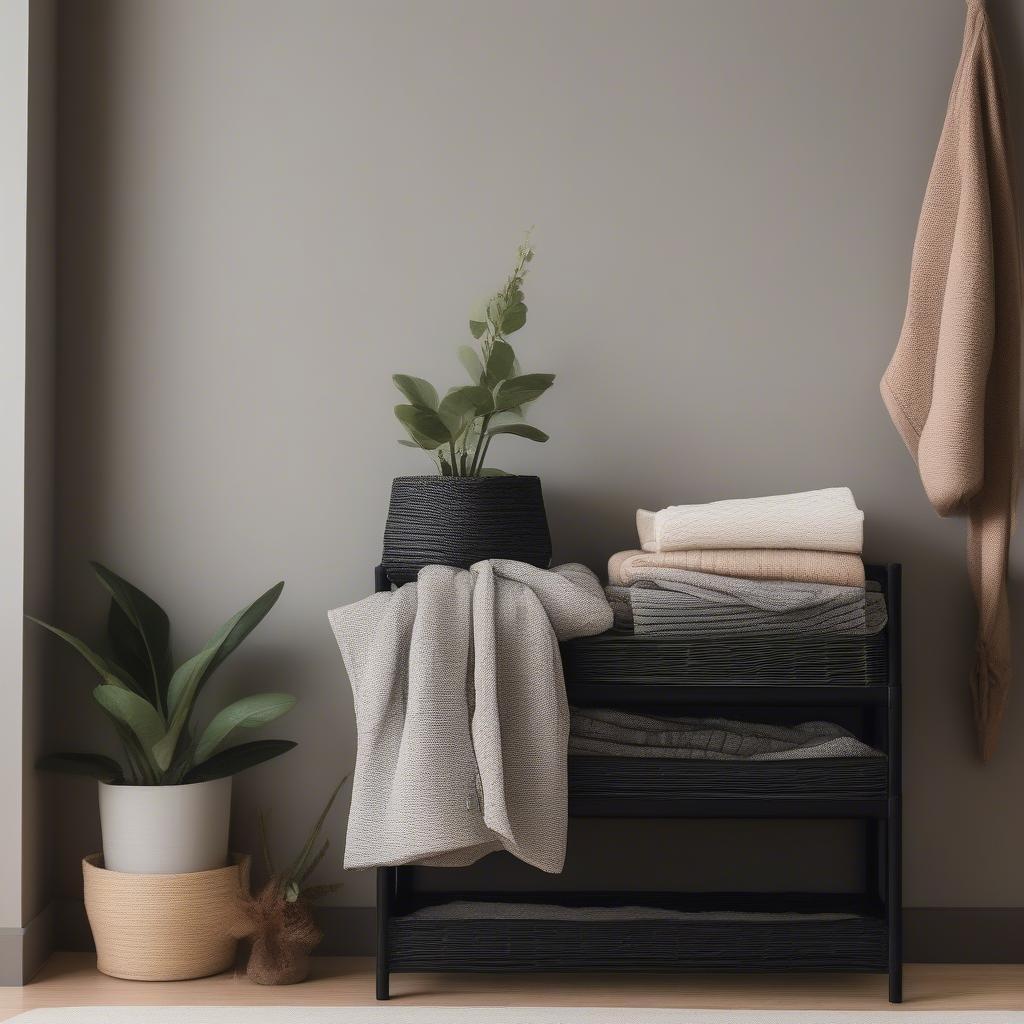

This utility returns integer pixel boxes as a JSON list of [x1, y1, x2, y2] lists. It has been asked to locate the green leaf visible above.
[[394, 405, 451, 448], [158, 582, 284, 771], [194, 693, 297, 764], [478, 468, 510, 476], [93, 685, 165, 770], [488, 410, 524, 428], [469, 298, 490, 339], [208, 583, 284, 676], [392, 374, 438, 410], [401, 427, 446, 452], [258, 809, 275, 874], [298, 838, 330, 885], [457, 345, 484, 384], [27, 618, 139, 693], [501, 301, 527, 335], [302, 882, 345, 902], [487, 423, 549, 442], [438, 386, 492, 437], [107, 601, 155, 697], [484, 339, 516, 384], [284, 776, 348, 885], [37, 752, 124, 782], [91, 563, 172, 710], [183, 739, 297, 783], [493, 373, 555, 412]]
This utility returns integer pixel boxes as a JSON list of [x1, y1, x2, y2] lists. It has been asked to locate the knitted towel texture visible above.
[[637, 488, 863, 555], [328, 560, 612, 873], [606, 573, 886, 637], [569, 710, 882, 761], [881, 0, 1020, 760], [608, 548, 866, 589]]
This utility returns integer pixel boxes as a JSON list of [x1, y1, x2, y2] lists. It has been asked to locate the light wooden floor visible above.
[[0, 955, 1021, 1018]]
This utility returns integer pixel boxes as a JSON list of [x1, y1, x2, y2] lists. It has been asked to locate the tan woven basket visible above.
[[83, 853, 250, 981]]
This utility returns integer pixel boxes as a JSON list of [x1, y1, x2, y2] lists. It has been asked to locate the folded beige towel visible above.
[[609, 549, 866, 590], [881, 0, 1020, 760], [637, 488, 863, 554]]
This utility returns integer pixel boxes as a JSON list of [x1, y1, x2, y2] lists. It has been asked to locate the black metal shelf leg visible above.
[[376, 866, 394, 1000], [886, 564, 903, 1004], [887, 805, 903, 1003]]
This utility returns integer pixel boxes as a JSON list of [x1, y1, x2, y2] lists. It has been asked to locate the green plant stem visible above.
[[469, 415, 492, 476], [120, 728, 156, 784], [477, 431, 494, 475], [448, 439, 459, 478]]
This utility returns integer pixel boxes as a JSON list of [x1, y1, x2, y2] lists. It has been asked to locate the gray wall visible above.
[[53, 0, 1024, 917]]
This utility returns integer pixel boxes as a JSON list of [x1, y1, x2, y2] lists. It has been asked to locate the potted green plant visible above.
[[383, 237, 555, 583], [32, 562, 297, 874]]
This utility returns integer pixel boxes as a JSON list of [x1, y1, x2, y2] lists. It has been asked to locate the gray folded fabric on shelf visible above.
[[569, 709, 883, 760], [605, 571, 886, 637], [605, 585, 634, 629], [405, 901, 857, 923]]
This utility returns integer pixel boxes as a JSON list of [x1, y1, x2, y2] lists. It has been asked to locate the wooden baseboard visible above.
[[903, 908, 1024, 963], [46, 902, 1024, 972], [0, 903, 54, 985]]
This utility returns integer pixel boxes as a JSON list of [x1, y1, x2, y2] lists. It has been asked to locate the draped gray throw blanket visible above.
[[570, 709, 882, 760], [607, 571, 886, 637], [328, 560, 612, 873]]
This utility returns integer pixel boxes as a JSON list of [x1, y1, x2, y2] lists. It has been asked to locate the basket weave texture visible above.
[[83, 852, 249, 981], [381, 475, 552, 585]]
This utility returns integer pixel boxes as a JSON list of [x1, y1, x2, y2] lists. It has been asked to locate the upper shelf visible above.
[[562, 563, 900, 693]]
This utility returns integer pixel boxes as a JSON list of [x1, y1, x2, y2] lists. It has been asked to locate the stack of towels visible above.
[[606, 487, 887, 638]]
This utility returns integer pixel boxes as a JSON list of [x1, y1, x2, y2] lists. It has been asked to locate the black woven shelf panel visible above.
[[388, 917, 887, 972], [568, 755, 888, 801], [381, 475, 552, 585], [560, 630, 888, 686]]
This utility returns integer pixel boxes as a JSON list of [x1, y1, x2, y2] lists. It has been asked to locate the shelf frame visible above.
[[370, 562, 902, 1003]]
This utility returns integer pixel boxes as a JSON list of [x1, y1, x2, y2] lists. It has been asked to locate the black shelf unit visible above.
[[372, 562, 902, 1003]]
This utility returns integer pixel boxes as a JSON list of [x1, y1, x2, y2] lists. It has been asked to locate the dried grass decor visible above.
[[234, 777, 347, 985]]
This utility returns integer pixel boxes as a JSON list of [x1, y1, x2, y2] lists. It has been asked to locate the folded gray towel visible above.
[[405, 900, 858, 923], [606, 571, 886, 637], [569, 709, 883, 760]]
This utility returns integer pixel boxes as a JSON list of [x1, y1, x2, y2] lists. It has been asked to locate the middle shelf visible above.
[[568, 754, 889, 818]]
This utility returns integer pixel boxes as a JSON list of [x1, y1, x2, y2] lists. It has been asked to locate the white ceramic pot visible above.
[[98, 777, 232, 874]]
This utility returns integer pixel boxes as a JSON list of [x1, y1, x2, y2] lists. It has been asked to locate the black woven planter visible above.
[[381, 475, 552, 585]]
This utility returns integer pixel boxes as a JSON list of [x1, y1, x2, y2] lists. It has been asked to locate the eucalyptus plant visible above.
[[393, 238, 554, 476], [32, 563, 297, 786]]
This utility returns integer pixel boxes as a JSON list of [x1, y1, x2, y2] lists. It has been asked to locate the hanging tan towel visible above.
[[881, 0, 1021, 760], [608, 549, 866, 589]]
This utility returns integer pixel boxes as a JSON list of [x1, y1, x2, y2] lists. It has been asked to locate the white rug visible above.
[[8, 1010, 1024, 1023]]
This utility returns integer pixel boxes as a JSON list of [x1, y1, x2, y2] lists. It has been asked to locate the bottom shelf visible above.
[[387, 893, 888, 973]]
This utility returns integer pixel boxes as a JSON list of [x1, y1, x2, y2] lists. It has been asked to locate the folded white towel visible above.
[[637, 487, 863, 555]]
